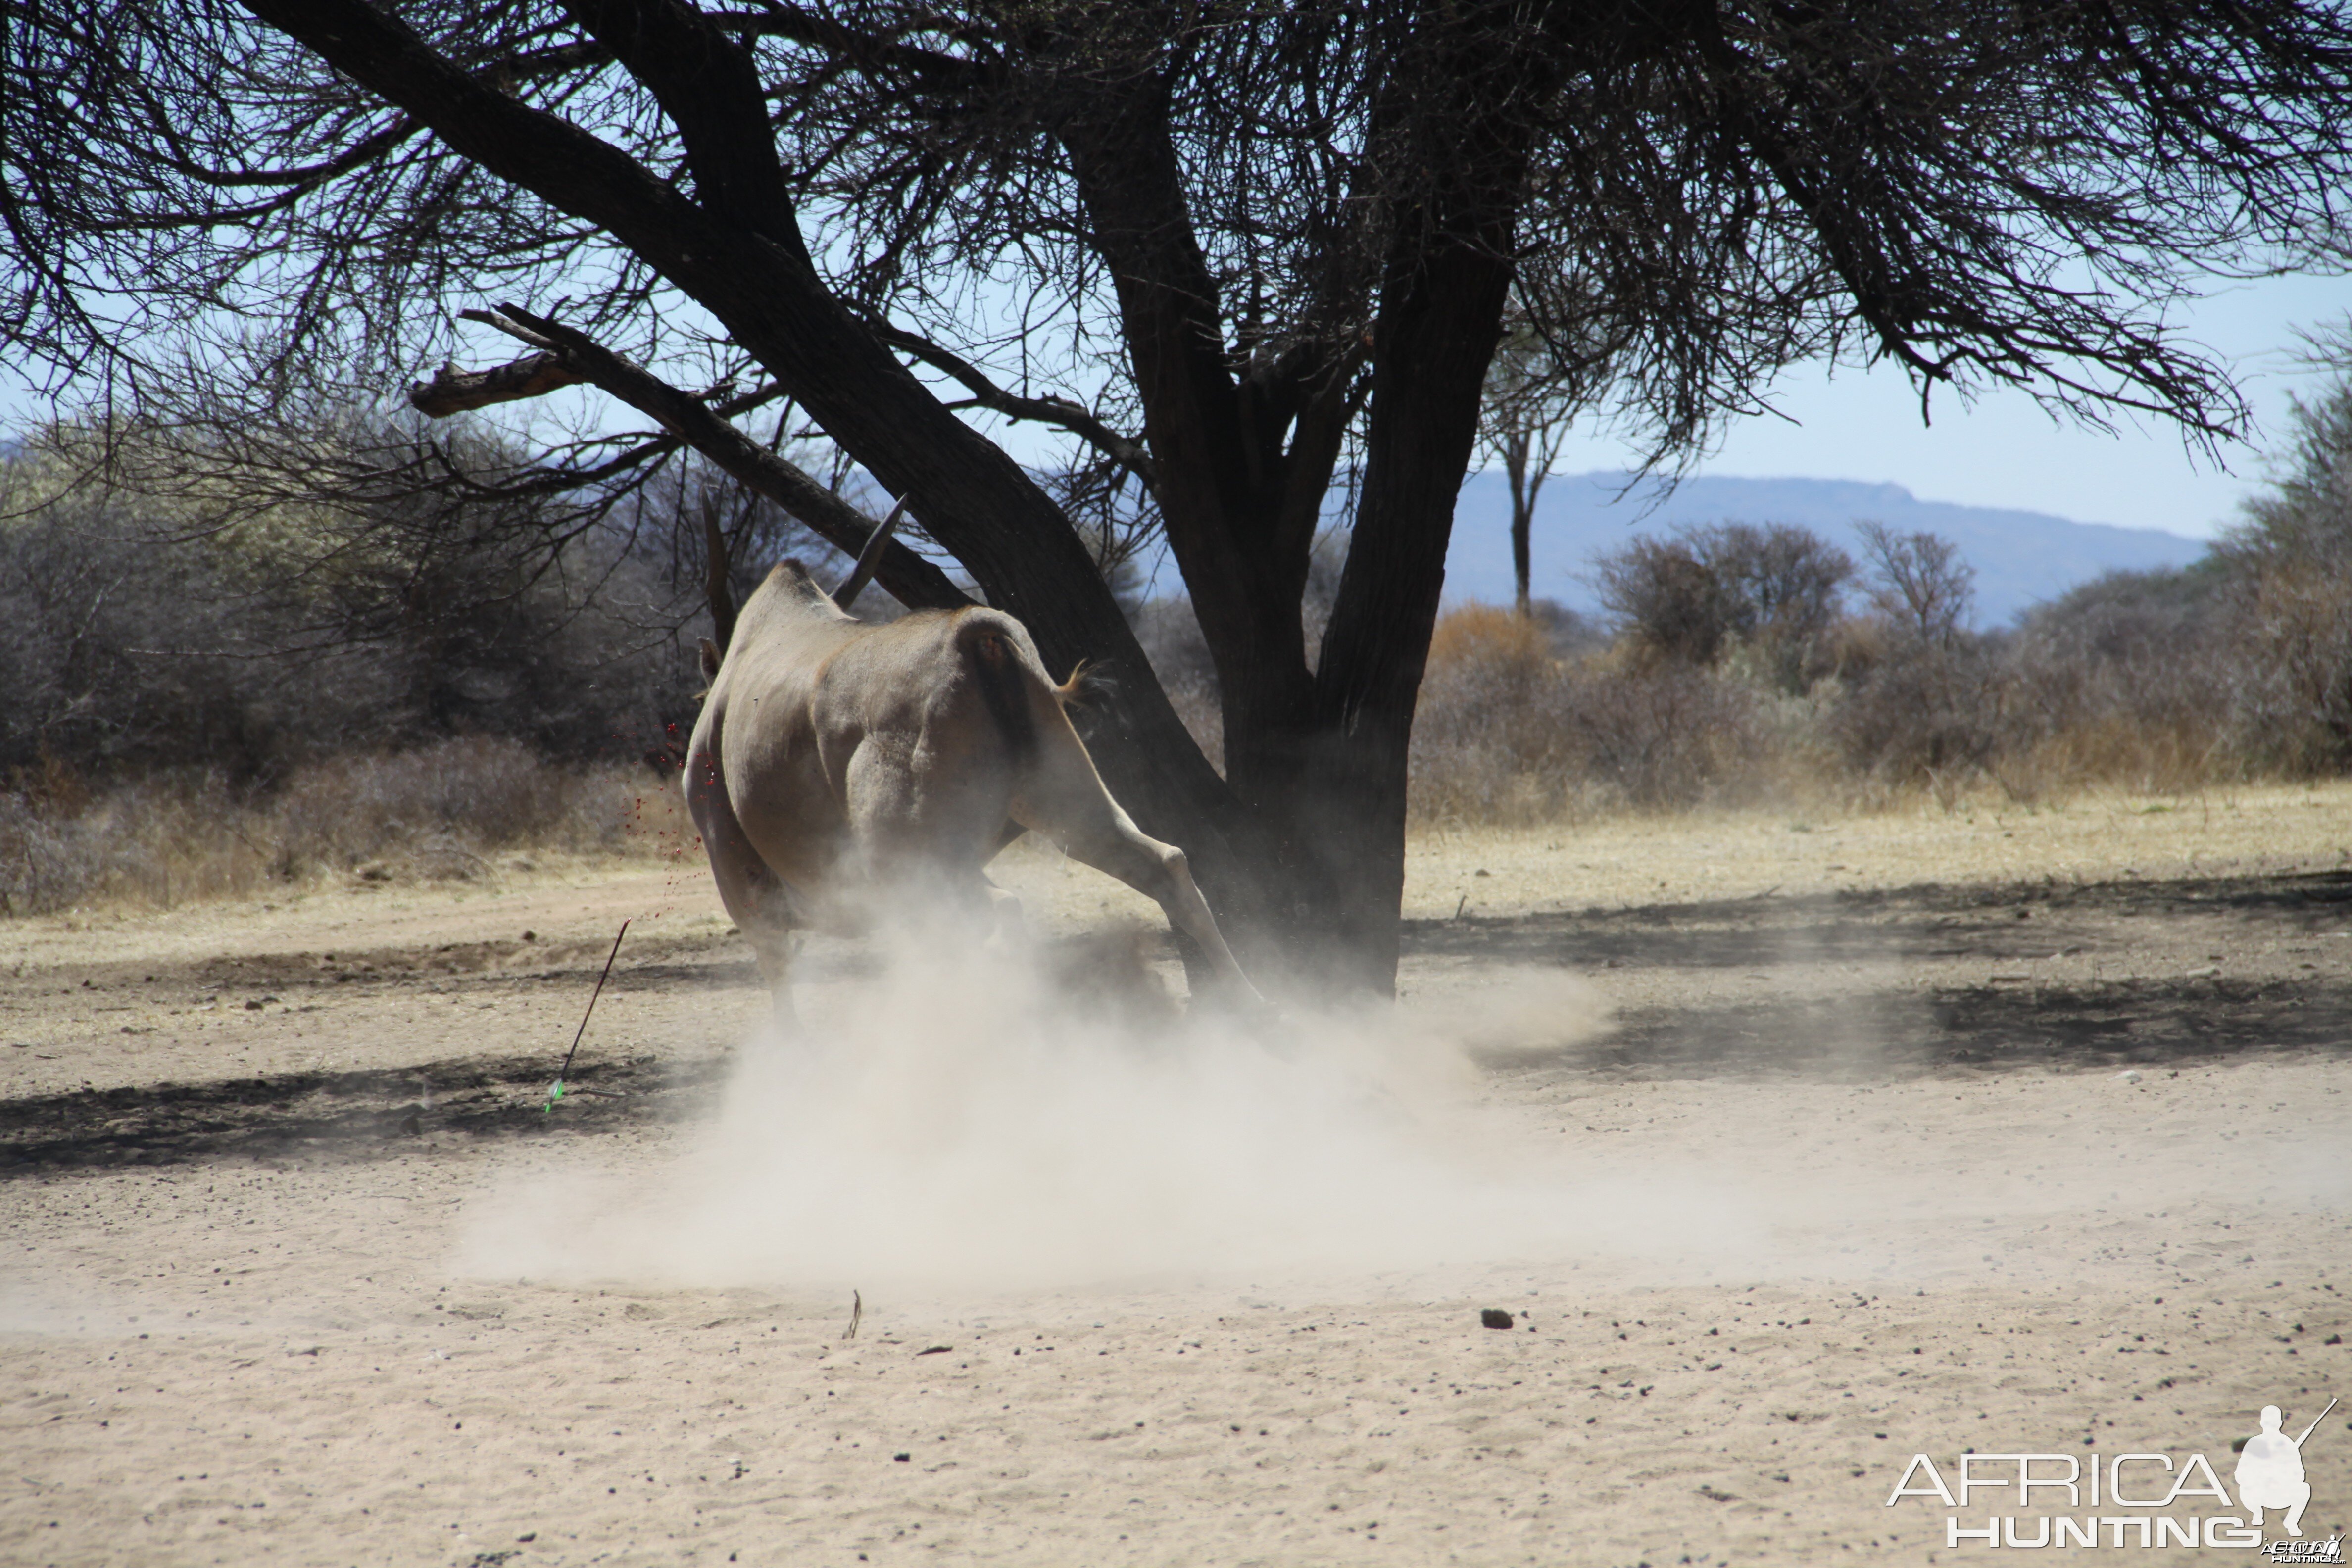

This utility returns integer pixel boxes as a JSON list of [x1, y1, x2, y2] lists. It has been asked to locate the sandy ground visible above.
[[4, 783, 2352, 1566]]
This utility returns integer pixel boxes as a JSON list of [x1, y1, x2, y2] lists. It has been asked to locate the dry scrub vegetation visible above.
[[0, 737, 678, 916], [1403, 353, 2352, 830], [7, 369, 2352, 919], [1404, 399, 2352, 826], [0, 418, 814, 916], [1405, 567, 2342, 830]]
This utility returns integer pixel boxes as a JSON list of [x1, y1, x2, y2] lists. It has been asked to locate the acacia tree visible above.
[[9, 0, 2352, 992]]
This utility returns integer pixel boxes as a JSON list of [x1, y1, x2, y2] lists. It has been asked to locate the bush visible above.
[[1820, 521, 2004, 797], [1993, 567, 2248, 794], [1827, 632, 2006, 792], [1410, 602, 1774, 822], [0, 430, 708, 784], [1412, 605, 1568, 822], [1590, 537, 1738, 667], [2238, 563, 2352, 770], [1854, 521, 1973, 646], [1563, 662, 1772, 811], [2217, 374, 2352, 769]]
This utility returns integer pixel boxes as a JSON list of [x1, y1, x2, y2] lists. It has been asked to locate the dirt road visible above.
[[4, 785, 2350, 1566]]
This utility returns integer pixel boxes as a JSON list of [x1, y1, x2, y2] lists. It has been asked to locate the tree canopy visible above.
[[10, 0, 2352, 988]]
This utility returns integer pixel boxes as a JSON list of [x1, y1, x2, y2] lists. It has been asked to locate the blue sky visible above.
[[1533, 270, 2349, 541], [8, 266, 2341, 542]]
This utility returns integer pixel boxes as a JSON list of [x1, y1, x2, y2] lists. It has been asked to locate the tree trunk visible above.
[[1506, 429, 1534, 616], [1266, 232, 1517, 993], [1201, 7, 1544, 994]]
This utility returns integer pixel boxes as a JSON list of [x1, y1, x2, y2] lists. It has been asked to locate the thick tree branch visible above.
[[450, 303, 971, 610], [562, 0, 809, 262], [1269, 352, 1371, 571], [1058, 87, 1324, 788], [408, 347, 784, 425]]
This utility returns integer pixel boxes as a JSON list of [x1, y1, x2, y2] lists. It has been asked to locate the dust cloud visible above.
[[456, 921, 1781, 1294], [457, 912, 2352, 1299]]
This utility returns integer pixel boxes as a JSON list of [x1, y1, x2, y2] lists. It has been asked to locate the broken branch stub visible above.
[[406, 349, 583, 416]]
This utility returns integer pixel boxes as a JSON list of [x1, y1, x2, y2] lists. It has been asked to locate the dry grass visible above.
[[1985, 717, 2244, 805], [1405, 777, 2352, 923], [0, 736, 691, 917]]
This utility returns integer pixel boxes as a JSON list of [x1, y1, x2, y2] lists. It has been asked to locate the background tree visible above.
[[1479, 305, 1584, 616], [1592, 523, 1851, 688], [2216, 336, 2352, 764], [1857, 522, 1978, 649], [10, 0, 2352, 993], [1591, 537, 1739, 669], [1829, 522, 1995, 791]]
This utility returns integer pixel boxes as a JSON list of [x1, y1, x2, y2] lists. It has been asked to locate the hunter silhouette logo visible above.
[[2238, 1401, 2328, 1536]]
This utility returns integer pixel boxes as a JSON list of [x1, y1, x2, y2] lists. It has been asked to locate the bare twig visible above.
[[546, 918, 629, 1111], [871, 320, 1158, 492]]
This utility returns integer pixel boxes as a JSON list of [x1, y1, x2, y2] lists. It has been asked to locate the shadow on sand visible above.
[[0, 1050, 722, 1179], [8, 870, 2347, 1175]]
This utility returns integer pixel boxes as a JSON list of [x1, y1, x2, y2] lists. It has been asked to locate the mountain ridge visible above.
[[1443, 471, 2214, 627]]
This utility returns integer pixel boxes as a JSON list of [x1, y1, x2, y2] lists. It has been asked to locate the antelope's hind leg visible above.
[[684, 758, 805, 1028], [1027, 806, 1262, 1009]]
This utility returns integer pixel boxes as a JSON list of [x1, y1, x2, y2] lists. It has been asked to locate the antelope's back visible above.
[[695, 562, 1064, 879]]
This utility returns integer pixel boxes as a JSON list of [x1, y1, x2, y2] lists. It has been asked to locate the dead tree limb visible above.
[[406, 350, 585, 416], [409, 352, 786, 426], [417, 305, 972, 612]]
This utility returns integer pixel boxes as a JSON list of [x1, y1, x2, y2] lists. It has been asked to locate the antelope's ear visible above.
[[698, 637, 722, 681]]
